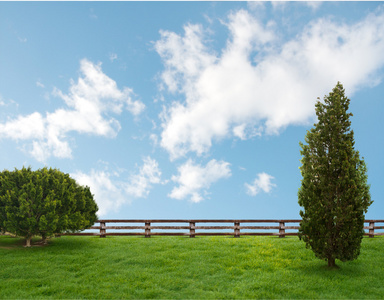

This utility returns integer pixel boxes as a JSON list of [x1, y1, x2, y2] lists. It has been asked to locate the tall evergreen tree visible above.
[[298, 82, 372, 268]]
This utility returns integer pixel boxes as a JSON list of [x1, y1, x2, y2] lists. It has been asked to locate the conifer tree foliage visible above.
[[298, 82, 372, 268], [0, 167, 98, 247]]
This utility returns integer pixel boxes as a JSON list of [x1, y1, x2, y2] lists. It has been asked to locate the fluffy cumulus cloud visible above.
[[72, 157, 162, 216], [0, 59, 145, 162], [245, 172, 276, 196], [156, 8, 384, 159], [169, 159, 231, 203]]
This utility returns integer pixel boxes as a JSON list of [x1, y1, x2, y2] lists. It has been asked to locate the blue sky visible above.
[[0, 1, 383, 220]]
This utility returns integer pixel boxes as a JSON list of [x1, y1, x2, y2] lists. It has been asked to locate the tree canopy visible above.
[[298, 82, 372, 268], [0, 167, 98, 247]]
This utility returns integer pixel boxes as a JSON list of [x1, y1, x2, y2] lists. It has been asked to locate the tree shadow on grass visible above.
[[0, 235, 26, 249], [0, 235, 94, 250], [293, 253, 369, 282], [0, 235, 57, 249]]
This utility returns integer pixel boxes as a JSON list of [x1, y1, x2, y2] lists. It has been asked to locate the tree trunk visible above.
[[327, 257, 336, 268], [25, 237, 32, 247]]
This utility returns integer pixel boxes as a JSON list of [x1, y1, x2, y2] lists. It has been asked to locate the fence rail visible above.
[[63, 219, 384, 238]]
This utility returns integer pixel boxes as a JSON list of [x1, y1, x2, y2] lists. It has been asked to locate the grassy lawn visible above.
[[0, 235, 383, 299]]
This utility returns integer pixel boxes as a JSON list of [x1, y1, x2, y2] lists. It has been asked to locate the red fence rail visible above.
[[63, 219, 384, 238]]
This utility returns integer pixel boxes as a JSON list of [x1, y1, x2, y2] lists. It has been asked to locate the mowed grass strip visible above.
[[0, 235, 383, 299]]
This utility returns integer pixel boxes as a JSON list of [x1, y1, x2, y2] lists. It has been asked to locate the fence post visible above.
[[369, 221, 375, 238], [100, 221, 106, 238], [190, 222, 195, 238], [145, 222, 151, 238], [234, 222, 240, 238], [279, 222, 285, 238]]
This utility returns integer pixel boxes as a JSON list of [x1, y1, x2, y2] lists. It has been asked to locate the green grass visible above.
[[0, 235, 383, 299]]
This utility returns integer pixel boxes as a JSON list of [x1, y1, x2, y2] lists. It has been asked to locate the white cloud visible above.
[[0, 59, 145, 162], [89, 8, 98, 20], [149, 133, 159, 146], [245, 172, 276, 196], [109, 53, 118, 62], [169, 159, 231, 203], [271, 1, 287, 11], [0, 95, 18, 108], [247, 1, 266, 12], [155, 23, 217, 95], [233, 124, 247, 140], [36, 81, 45, 88], [72, 157, 162, 216], [0, 112, 45, 140], [156, 8, 384, 159], [304, 1, 322, 11], [72, 169, 128, 217], [125, 156, 163, 198]]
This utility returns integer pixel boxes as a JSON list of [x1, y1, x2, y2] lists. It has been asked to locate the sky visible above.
[[0, 1, 383, 221]]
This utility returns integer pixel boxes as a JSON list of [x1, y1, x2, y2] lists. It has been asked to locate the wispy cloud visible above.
[[0, 95, 18, 108], [156, 8, 384, 160], [169, 159, 231, 203], [36, 81, 45, 88], [125, 156, 163, 198], [109, 53, 118, 62], [0, 59, 145, 162], [72, 169, 128, 217], [18, 37, 27, 43], [304, 1, 322, 11], [89, 8, 98, 20], [72, 157, 162, 216], [245, 172, 276, 196]]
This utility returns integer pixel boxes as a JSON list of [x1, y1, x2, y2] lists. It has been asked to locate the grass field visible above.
[[0, 235, 383, 299]]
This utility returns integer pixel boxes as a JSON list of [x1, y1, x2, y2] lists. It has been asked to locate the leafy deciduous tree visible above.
[[0, 167, 98, 247]]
